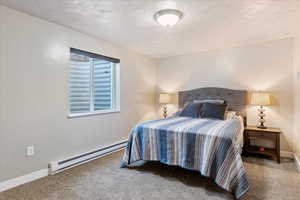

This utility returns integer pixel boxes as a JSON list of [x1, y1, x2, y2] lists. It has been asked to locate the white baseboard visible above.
[[280, 151, 294, 159], [281, 151, 300, 173], [0, 140, 128, 192], [2, 147, 296, 192], [294, 154, 300, 173], [0, 168, 48, 192]]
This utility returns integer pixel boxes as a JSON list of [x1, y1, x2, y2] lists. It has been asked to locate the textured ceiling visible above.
[[0, 0, 298, 58]]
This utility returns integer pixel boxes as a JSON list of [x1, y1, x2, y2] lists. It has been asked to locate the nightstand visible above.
[[244, 126, 281, 163]]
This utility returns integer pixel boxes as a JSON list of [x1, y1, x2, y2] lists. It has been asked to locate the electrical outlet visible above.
[[26, 146, 34, 156]]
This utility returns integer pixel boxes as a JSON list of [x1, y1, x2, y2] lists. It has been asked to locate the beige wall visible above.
[[157, 39, 294, 151], [0, 5, 157, 182], [293, 5, 300, 161]]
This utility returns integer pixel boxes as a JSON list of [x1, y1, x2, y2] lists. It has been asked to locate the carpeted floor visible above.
[[1, 150, 300, 200]]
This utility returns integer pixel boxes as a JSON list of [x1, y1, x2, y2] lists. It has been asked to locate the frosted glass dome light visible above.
[[154, 9, 183, 27]]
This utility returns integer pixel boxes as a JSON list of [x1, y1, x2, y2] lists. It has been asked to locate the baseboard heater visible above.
[[49, 140, 127, 174]]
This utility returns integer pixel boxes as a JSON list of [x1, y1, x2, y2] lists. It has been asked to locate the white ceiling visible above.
[[0, 0, 298, 58]]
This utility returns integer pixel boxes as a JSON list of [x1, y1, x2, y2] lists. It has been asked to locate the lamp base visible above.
[[257, 106, 267, 129], [257, 125, 267, 129], [162, 105, 168, 119]]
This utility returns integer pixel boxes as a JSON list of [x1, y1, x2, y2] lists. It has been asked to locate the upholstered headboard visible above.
[[178, 87, 248, 122]]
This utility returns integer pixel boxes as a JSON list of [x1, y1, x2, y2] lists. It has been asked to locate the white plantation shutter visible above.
[[69, 48, 120, 115], [69, 58, 91, 113], [93, 59, 112, 111]]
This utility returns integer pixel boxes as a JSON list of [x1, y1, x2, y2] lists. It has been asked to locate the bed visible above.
[[121, 87, 249, 199]]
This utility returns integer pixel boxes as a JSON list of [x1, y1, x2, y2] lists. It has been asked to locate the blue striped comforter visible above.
[[121, 117, 249, 199]]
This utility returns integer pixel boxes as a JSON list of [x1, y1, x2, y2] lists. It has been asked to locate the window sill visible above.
[[68, 110, 120, 119]]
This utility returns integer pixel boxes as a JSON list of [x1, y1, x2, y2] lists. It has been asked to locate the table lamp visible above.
[[250, 92, 270, 129], [159, 93, 171, 118]]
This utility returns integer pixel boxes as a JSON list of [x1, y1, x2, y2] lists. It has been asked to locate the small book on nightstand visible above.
[[243, 125, 281, 163]]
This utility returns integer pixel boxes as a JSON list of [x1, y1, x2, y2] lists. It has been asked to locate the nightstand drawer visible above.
[[247, 131, 263, 137]]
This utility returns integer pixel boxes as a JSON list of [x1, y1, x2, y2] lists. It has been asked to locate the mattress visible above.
[[121, 116, 249, 199]]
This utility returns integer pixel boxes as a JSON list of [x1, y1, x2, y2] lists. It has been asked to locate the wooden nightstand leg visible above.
[[276, 134, 280, 164]]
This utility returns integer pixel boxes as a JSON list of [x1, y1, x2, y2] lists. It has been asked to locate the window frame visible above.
[[68, 48, 120, 118]]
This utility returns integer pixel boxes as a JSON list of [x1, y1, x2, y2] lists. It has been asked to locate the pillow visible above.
[[200, 103, 228, 120], [225, 111, 236, 120], [193, 99, 225, 104], [172, 110, 182, 117], [179, 102, 202, 118], [233, 115, 244, 154]]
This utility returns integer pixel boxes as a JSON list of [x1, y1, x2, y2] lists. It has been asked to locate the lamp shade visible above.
[[159, 93, 171, 104], [250, 92, 270, 106]]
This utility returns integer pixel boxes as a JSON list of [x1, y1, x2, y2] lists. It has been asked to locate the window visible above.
[[69, 48, 120, 117]]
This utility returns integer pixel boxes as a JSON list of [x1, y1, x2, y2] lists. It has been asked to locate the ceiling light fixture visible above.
[[154, 9, 183, 27]]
